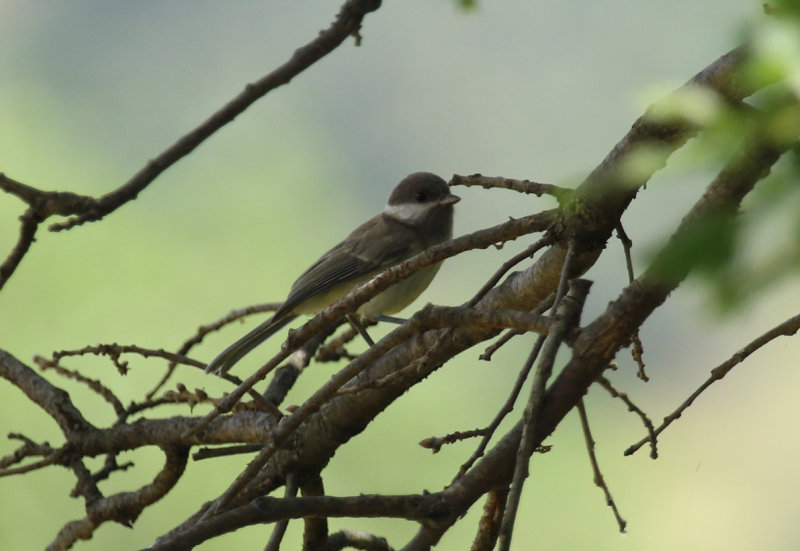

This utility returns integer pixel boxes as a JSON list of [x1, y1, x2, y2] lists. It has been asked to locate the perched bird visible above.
[[206, 172, 459, 375]]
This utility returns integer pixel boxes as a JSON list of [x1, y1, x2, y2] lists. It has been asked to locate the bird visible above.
[[205, 172, 459, 375]]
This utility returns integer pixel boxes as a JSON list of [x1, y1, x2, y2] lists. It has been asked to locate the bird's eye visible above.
[[415, 191, 427, 202]]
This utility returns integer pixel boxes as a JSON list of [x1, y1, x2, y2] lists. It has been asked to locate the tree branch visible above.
[[0, 350, 93, 434], [0, 0, 383, 291], [48, 445, 189, 551], [150, 493, 451, 551], [50, 0, 383, 232], [625, 311, 800, 456]]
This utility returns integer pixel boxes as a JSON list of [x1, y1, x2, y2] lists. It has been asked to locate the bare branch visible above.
[[149, 302, 281, 400], [0, 173, 97, 217], [630, 333, 648, 381], [48, 445, 189, 551], [0, 433, 56, 470], [0, 208, 39, 291], [44, 344, 205, 370], [34, 344, 281, 419], [596, 376, 658, 459], [35, 355, 126, 416], [451, 174, 570, 202], [74, 455, 134, 493], [576, 400, 626, 533], [615, 222, 635, 282], [193, 443, 262, 461], [0, 350, 93, 434], [479, 329, 523, 361], [50, 0, 384, 232], [625, 312, 800, 456], [457, 335, 545, 479], [0, 0, 383, 293], [316, 324, 361, 362], [0, 454, 60, 477], [419, 428, 487, 454], [467, 236, 554, 307], [151, 493, 451, 551]]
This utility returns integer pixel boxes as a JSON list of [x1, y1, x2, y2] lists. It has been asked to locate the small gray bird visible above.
[[206, 172, 459, 375]]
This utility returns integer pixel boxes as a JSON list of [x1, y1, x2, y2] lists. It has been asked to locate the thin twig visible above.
[[35, 355, 126, 416], [76, 454, 134, 492], [340, 304, 554, 398], [334, 349, 432, 396], [450, 174, 571, 203], [626, 312, 800, 456], [0, 455, 60, 477], [456, 335, 545, 480], [193, 444, 263, 461], [553, 240, 575, 306], [615, 222, 634, 282], [479, 329, 524, 361], [148, 302, 281, 400], [0, 434, 55, 469], [618, 222, 649, 381], [0, 208, 39, 291], [467, 236, 554, 307], [576, 400, 627, 532], [419, 428, 487, 453], [630, 333, 648, 381], [124, 386, 226, 417], [479, 292, 555, 362], [596, 376, 658, 459], [616, 222, 647, 384], [42, 344, 205, 371], [38, 345, 280, 419]]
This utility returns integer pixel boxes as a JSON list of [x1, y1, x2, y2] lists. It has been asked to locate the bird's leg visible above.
[[346, 314, 375, 347], [376, 314, 406, 324]]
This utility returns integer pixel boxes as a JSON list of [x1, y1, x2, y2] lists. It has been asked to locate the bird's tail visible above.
[[205, 314, 297, 375]]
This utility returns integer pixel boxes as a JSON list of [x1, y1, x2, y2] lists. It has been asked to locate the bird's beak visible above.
[[439, 193, 461, 206]]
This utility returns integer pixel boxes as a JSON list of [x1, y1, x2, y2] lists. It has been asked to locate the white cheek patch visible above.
[[384, 201, 432, 223]]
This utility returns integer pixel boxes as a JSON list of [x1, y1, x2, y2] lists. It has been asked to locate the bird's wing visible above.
[[278, 214, 417, 315]]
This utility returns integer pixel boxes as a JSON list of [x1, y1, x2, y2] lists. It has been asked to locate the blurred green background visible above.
[[2, 1, 799, 550]]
